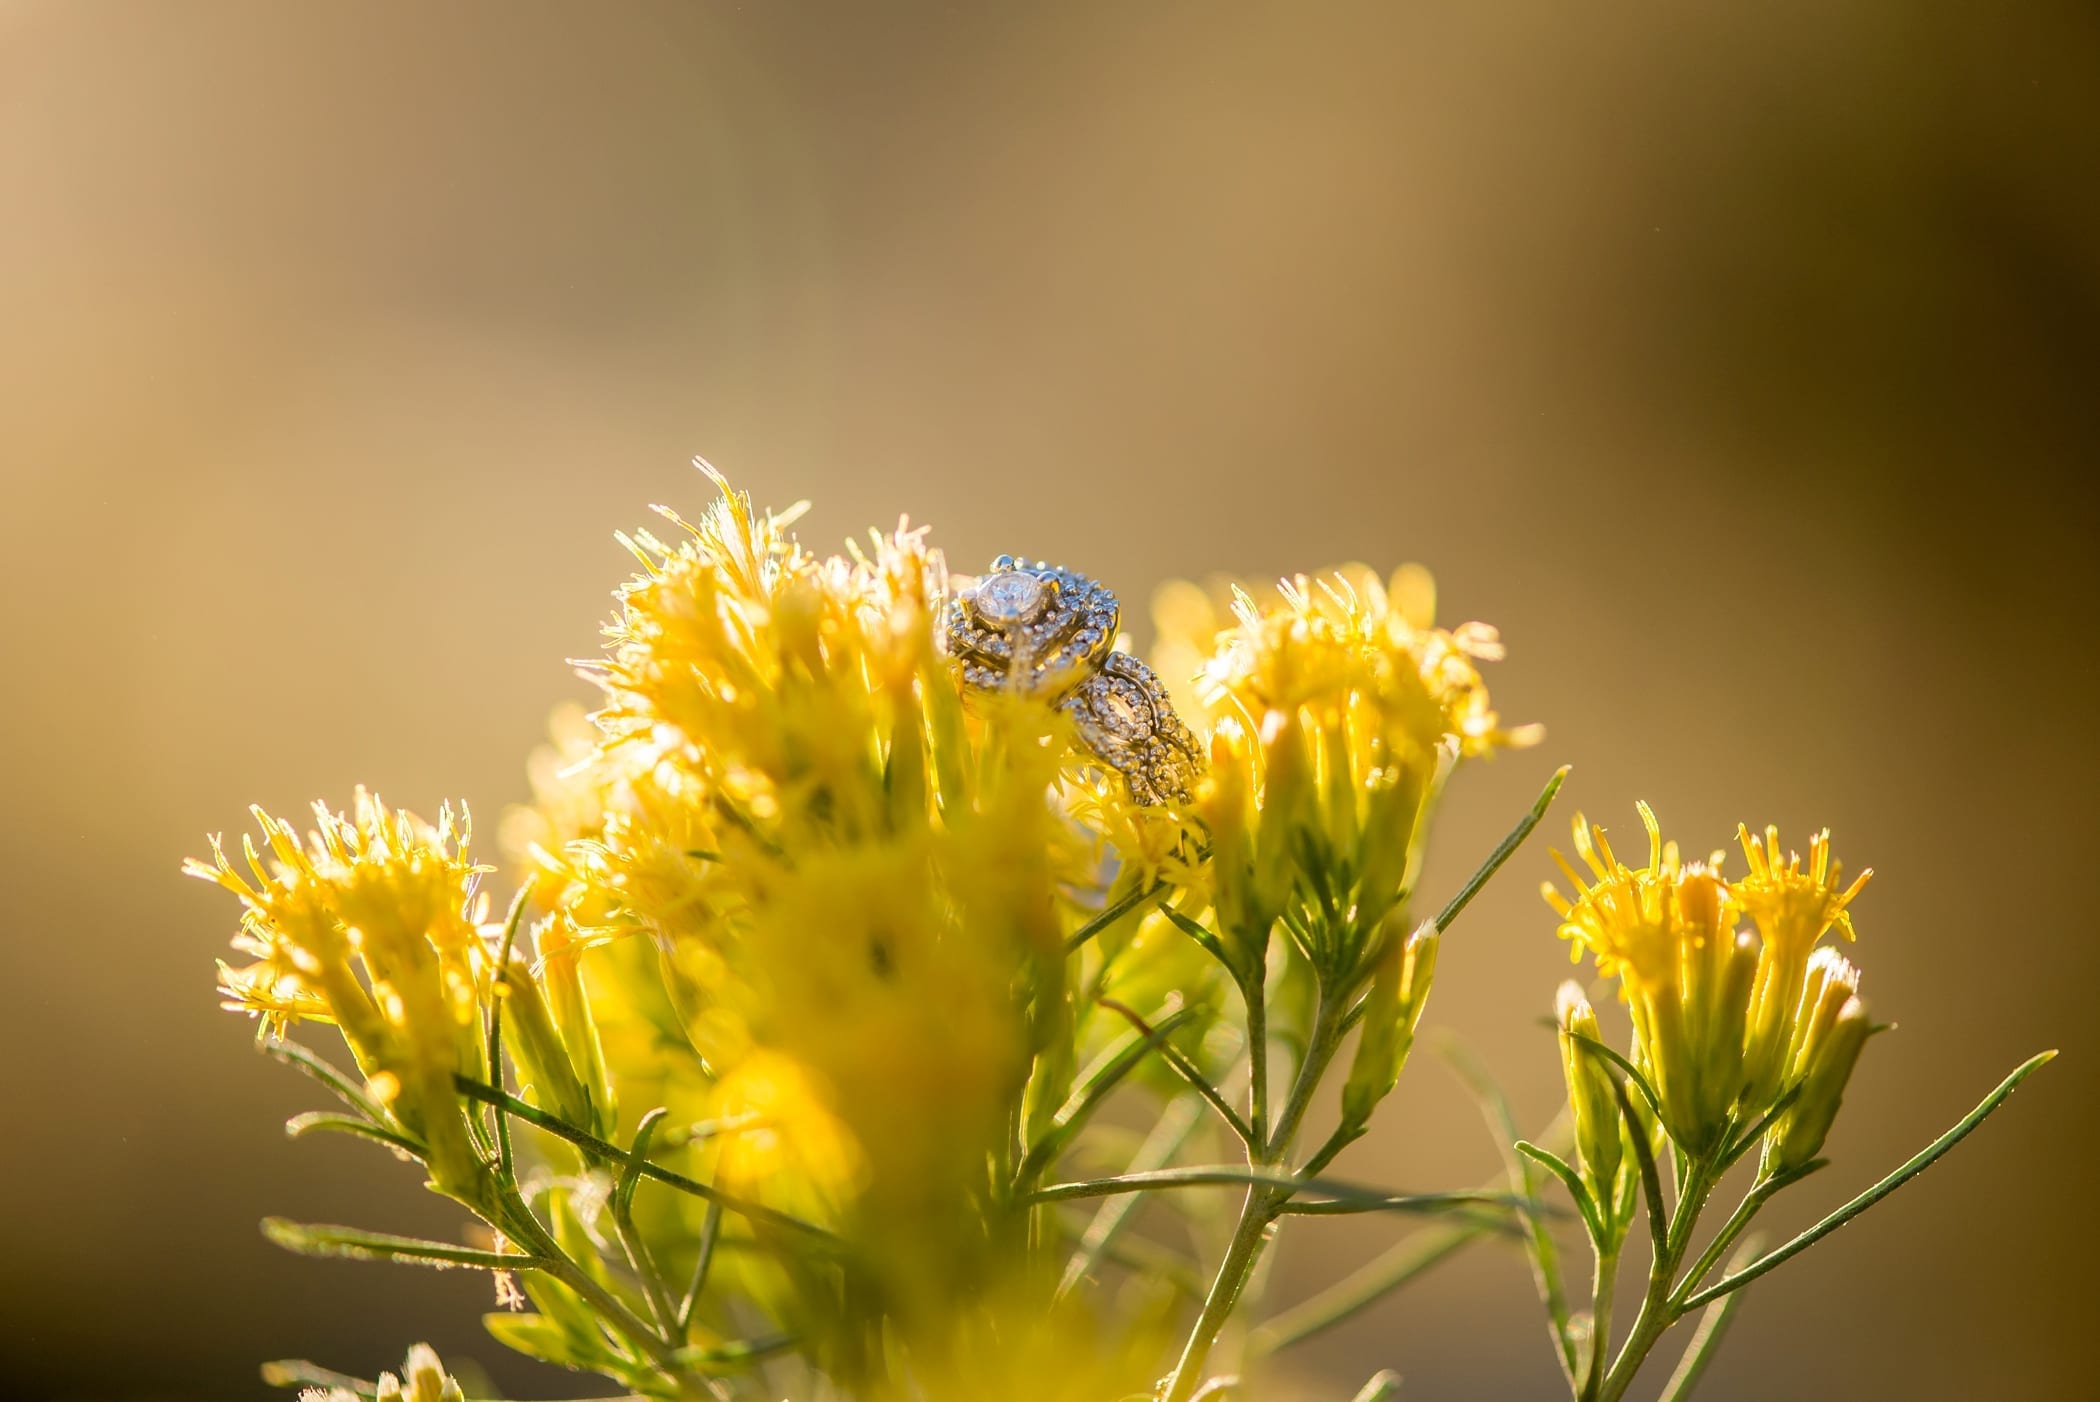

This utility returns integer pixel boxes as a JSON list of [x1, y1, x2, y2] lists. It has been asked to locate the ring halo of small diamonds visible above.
[[947, 555, 1120, 698], [945, 555, 1204, 805]]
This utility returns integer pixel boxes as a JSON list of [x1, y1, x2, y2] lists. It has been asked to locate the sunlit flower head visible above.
[[1735, 824, 1871, 954], [1161, 564, 1538, 764], [1736, 825, 1872, 1109], [187, 791, 497, 1191], [1544, 803, 1735, 992], [186, 790, 488, 1039], [1159, 564, 1536, 981], [1544, 804, 1752, 1153]]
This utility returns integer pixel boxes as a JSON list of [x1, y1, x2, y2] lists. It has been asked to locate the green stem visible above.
[[1161, 996, 1345, 1402], [504, 1208, 702, 1394], [1656, 1235, 1763, 1402], [1246, 967, 1270, 1151], [454, 1074, 841, 1249], [1162, 1186, 1282, 1402], [1595, 1159, 1718, 1402], [1583, 1248, 1619, 1401], [1671, 1180, 1777, 1310]]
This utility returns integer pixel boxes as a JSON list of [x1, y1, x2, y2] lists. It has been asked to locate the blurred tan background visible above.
[[4, 2, 2097, 1398]]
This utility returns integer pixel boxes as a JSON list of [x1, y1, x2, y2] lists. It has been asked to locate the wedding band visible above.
[[946, 557, 1204, 805], [1059, 651, 1205, 807]]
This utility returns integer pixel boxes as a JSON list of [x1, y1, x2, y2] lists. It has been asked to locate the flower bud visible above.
[[1556, 982, 1622, 1198], [538, 915, 618, 1138], [1199, 721, 1262, 964], [1251, 707, 1315, 921], [1341, 918, 1438, 1130], [1767, 993, 1870, 1173], [403, 1344, 465, 1402], [499, 950, 596, 1131], [1352, 751, 1433, 935]]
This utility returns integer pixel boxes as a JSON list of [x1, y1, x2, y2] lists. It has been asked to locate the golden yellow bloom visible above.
[[1736, 824, 1872, 1108], [1155, 564, 1539, 760], [186, 791, 493, 1193], [513, 472, 1105, 1365], [1163, 565, 1536, 992], [1545, 805, 1754, 1154]]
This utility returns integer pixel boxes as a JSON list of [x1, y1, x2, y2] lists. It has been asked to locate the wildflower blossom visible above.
[[1735, 824, 1872, 1110], [1545, 805, 1755, 1154], [1159, 565, 1536, 990], [186, 792, 493, 1194]]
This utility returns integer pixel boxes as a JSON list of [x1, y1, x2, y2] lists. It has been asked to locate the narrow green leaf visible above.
[[677, 1197, 726, 1336], [1163, 906, 1233, 967], [262, 1217, 535, 1271], [1680, 1050, 2056, 1311], [1434, 1035, 1579, 1384], [261, 1359, 373, 1395], [453, 1074, 844, 1251], [1247, 1217, 1488, 1357], [258, 1038, 388, 1123], [672, 1334, 798, 1369], [1026, 1164, 1524, 1223], [283, 1111, 422, 1159], [1516, 1141, 1604, 1245], [1097, 998, 1255, 1149], [1432, 765, 1568, 935], [485, 884, 532, 1185], [609, 1106, 679, 1334], [1566, 1031, 1664, 1120], [614, 1106, 670, 1216], [1067, 878, 1170, 953], [1059, 1092, 1207, 1302], [481, 1311, 621, 1373], [1610, 1071, 1670, 1252], [1016, 1004, 1201, 1185]]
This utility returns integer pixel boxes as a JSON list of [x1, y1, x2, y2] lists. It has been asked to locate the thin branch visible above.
[[453, 1074, 842, 1250], [1680, 1051, 2055, 1311], [1432, 765, 1568, 935]]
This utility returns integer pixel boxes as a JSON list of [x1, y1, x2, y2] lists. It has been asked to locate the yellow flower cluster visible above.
[[515, 471, 1104, 1353], [1156, 565, 1537, 982], [1545, 805, 1872, 1165], [186, 792, 494, 1195]]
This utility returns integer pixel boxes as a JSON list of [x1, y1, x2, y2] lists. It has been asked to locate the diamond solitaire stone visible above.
[[974, 570, 1046, 625]]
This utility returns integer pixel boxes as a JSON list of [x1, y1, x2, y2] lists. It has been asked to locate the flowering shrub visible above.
[[192, 468, 2050, 1401]]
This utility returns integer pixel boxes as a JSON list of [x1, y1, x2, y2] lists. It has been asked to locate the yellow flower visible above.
[[187, 791, 493, 1193], [1157, 564, 1540, 762], [1544, 805, 1755, 1154], [1735, 824, 1872, 1108], [1162, 565, 1537, 987], [527, 471, 1101, 1356]]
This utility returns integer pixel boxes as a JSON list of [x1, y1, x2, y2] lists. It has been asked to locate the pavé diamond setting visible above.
[[946, 556, 1205, 805]]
